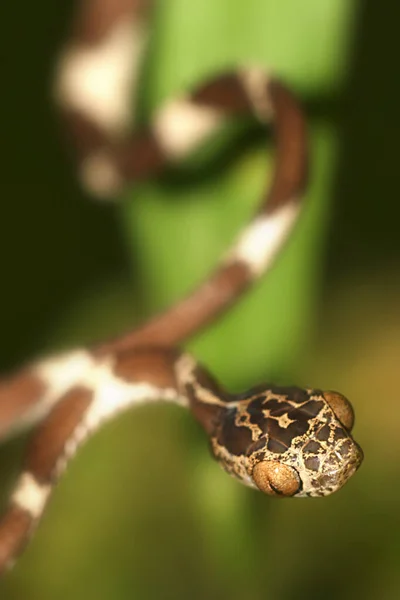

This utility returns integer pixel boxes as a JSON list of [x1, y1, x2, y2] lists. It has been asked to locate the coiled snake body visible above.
[[0, 0, 363, 574]]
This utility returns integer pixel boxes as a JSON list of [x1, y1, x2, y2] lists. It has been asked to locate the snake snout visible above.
[[296, 426, 363, 497], [317, 437, 364, 496]]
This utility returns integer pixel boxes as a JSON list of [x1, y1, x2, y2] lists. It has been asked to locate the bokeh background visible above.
[[1, 0, 400, 598]]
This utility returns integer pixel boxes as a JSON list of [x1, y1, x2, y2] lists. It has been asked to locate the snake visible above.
[[0, 0, 363, 575]]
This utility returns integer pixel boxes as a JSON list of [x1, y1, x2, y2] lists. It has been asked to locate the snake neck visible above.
[[174, 353, 231, 436]]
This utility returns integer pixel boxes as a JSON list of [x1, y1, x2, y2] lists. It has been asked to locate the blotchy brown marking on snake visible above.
[[333, 426, 346, 442], [72, 0, 152, 44], [63, 112, 167, 180], [261, 398, 293, 417], [294, 400, 324, 419], [193, 73, 251, 113], [266, 386, 311, 404], [266, 437, 288, 454], [25, 387, 93, 484], [0, 371, 46, 433], [337, 440, 352, 458], [303, 440, 322, 455], [245, 396, 267, 424], [247, 397, 323, 437], [113, 348, 179, 389], [216, 408, 253, 456], [0, 507, 32, 571], [62, 109, 108, 158], [247, 436, 268, 455], [316, 424, 331, 442], [266, 417, 310, 451], [114, 132, 166, 181], [304, 456, 320, 472], [265, 80, 308, 211]]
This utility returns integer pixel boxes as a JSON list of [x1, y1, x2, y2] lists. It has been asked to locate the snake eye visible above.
[[323, 391, 354, 431], [252, 461, 300, 497]]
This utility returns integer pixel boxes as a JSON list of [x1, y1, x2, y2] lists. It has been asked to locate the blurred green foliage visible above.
[[1, 0, 400, 599]]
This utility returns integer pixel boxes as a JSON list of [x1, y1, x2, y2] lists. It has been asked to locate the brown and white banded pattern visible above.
[[0, 0, 363, 576]]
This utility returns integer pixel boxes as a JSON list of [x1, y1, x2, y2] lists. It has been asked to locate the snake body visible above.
[[0, 0, 363, 574]]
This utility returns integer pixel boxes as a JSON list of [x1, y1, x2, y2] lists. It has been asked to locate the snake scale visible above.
[[0, 0, 363, 574]]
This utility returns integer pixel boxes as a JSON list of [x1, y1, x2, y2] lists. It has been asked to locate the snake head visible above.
[[211, 386, 363, 497]]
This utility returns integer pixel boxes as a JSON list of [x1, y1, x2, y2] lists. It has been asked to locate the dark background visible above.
[[1, 1, 400, 598]]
